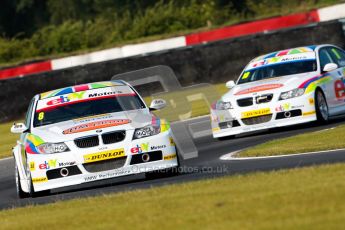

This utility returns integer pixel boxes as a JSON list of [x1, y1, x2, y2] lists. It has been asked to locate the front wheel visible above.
[[315, 90, 329, 123], [217, 135, 235, 141]]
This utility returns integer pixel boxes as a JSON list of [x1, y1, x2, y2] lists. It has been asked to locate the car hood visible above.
[[31, 109, 154, 142], [222, 72, 316, 100]]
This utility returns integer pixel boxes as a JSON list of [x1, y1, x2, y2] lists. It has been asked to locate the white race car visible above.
[[11, 80, 179, 198], [211, 44, 345, 138]]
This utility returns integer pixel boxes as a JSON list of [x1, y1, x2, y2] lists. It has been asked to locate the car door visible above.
[[327, 46, 345, 113], [318, 47, 343, 115]]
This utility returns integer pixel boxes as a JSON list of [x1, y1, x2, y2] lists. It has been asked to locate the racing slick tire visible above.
[[315, 89, 329, 123], [217, 135, 235, 141], [15, 164, 29, 199]]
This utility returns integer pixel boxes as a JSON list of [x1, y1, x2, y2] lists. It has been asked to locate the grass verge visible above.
[[238, 125, 345, 157], [1, 163, 345, 229], [0, 122, 18, 159]]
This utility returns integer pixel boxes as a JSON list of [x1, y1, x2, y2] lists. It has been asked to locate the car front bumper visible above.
[[211, 94, 317, 138], [26, 130, 178, 192]]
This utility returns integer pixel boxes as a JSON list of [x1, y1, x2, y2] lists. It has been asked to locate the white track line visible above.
[[220, 148, 345, 161], [0, 157, 13, 162]]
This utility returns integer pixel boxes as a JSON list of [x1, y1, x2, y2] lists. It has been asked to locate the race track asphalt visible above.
[[1, 119, 345, 210]]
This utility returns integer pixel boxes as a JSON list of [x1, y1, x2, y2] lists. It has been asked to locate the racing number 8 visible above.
[[38, 112, 45, 121], [334, 79, 345, 98]]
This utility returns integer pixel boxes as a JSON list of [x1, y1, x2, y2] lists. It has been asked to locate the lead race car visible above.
[[11, 80, 179, 198], [211, 44, 345, 138]]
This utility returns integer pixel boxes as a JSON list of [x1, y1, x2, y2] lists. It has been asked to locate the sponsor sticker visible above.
[[30, 162, 35, 171], [275, 103, 291, 112], [36, 86, 135, 111], [235, 84, 284, 95], [303, 111, 316, 116], [46, 92, 85, 106], [169, 137, 175, 146], [32, 177, 48, 183], [39, 159, 57, 170], [73, 114, 112, 124], [309, 98, 315, 105], [84, 148, 125, 163], [63, 119, 131, 134], [59, 161, 76, 167], [130, 143, 149, 154], [212, 127, 220, 132], [241, 108, 271, 119], [130, 143, 167, 154], [164, 154, 177, 160], [246, 52, 316, 70]]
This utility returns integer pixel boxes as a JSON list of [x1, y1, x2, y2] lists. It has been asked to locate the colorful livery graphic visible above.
[[211, 45, 345, 138], [11, 80, 178, 198]]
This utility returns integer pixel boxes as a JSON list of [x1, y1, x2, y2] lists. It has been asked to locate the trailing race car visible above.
[[11, 80, 179, 198], [211, 44, 345, 138]]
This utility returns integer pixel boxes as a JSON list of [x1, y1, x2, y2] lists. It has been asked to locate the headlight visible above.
[[37, 143, 70, 154], [133, 125, 161, 139], [215, 101, 233, 110], [279, 88, 305, 100]]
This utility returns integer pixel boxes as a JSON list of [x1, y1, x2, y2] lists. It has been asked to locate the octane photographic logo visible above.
[[111, 66, 225, 160]]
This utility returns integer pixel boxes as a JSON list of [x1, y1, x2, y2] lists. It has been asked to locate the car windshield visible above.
[[33, 95, 146, 127], [237, 60, 317, 84]]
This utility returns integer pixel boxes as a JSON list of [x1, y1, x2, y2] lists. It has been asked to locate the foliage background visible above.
[[0, 0, 343, 66]]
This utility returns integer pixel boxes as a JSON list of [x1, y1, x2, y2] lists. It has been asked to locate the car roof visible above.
[[39, 80, 129, 100], [251, 45, 318, 63]]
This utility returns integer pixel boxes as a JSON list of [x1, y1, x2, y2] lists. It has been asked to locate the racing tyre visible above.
[[15, 164, 29, 199], [315, 90, 329, 123], [217, 135, 235, 141]]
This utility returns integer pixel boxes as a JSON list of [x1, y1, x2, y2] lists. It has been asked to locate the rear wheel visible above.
[[315, 90, 329, 123], [15, 164, 29, 199]]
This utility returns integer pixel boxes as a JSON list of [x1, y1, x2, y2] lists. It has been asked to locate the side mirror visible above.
[[226, 80, 236, 89], [11, 123, 28, 134], [149, 99, 167, 111], [323, 63, 338, 72]]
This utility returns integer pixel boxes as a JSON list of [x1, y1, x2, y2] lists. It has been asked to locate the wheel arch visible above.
[[13, 144, 30, 193], [314, 86, 329, 122]]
